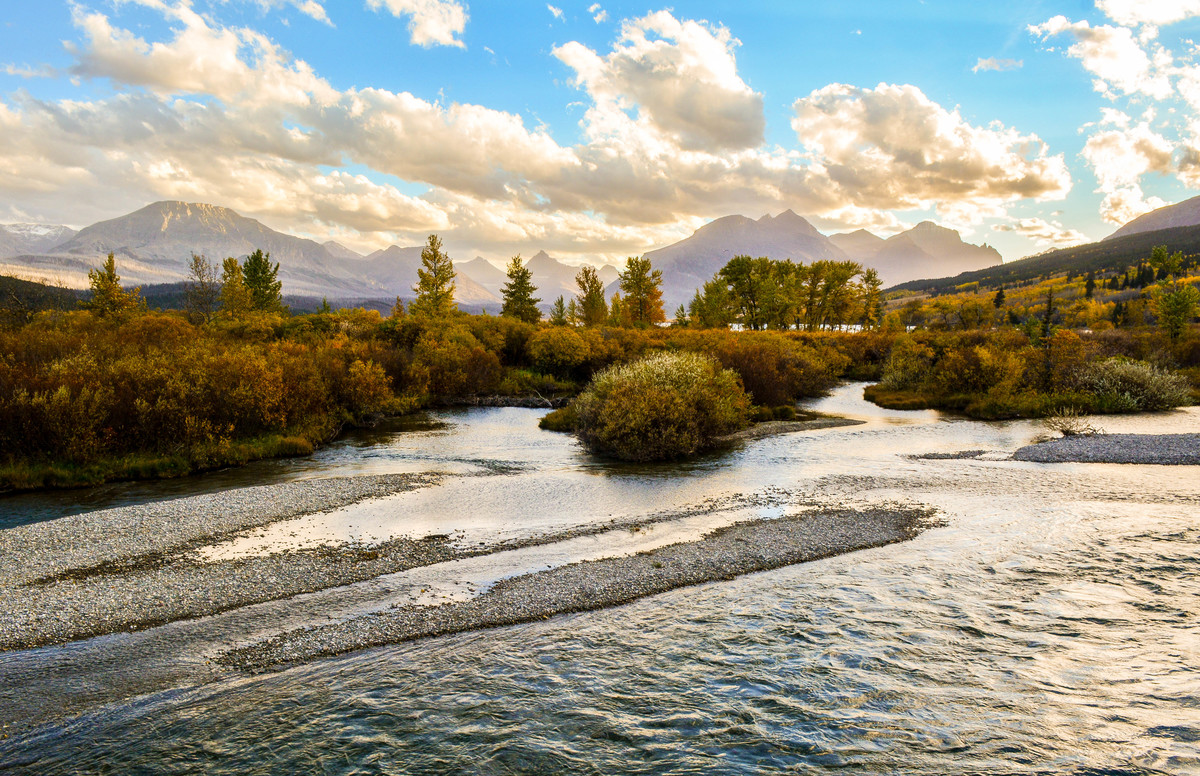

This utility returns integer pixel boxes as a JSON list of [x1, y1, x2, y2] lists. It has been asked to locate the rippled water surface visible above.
[[2, 385, 1198, 774]]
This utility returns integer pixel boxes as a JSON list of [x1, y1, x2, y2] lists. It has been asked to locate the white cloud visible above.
[[547, 4, 563, 21], [554, 11, 765, 151], [588, 3, 607, 23], [0, 5, 1081, 263], [1030, 16, 1172, 99], [1096, 0, 1200, 27], [1081, 121, 1173, 223], [248, 0, 333, 25], [790, 83, 1071, 222], [992, 217, 1088, 248], [972, 57, 1022, 73], [366, 0, 467, 48]]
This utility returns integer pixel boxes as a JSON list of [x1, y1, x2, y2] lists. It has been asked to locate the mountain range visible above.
[[16, 196, 1195, 313]]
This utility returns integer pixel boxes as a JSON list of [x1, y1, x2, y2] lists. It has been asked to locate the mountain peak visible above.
[[1105, 193, 1200, 241]]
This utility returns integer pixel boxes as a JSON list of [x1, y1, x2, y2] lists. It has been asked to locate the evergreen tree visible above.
[[185, 253, 219, 323], [86, 252, 143, 319], [672, 303, 689, 327], [389, 296, 406, 320], [243, 249, 282, 311], [549, 295, 568, 325], [575, 265, 608, 326], [993, 286, 1006, 309], [500, 254, 541, 323], [220, 257, 252, 318], [617, 256, 665, 327], [410, 234, 457, 318], [1084, 271, 1096, 299], [566, 298, 581, 326], [499, 255, 542, 321]]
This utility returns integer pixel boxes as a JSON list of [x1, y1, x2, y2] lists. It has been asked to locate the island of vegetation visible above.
[[0, 235, 1197, 488]]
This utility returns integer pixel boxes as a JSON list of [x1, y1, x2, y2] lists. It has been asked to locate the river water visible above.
[[1, 385, 1198, 774]]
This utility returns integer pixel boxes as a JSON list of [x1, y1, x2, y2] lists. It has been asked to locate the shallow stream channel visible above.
[[0, 383, 1197, 773]]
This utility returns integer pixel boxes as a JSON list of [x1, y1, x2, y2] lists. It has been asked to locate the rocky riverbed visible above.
[[1012, 433, 1200, 465]]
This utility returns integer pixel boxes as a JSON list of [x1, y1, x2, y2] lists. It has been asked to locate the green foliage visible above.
[[617, 256, 665, 327], [1077, 357, 1191, 411], [538, 404, 577, 432], [85, 253, 144, 319], [500, 255, 541, 324], [549, 296, 568, 326], [1152, 280, 1199, 341], [575, 265, 608, 326], [410, 234, 457, 319], [220, 257, 252, 318], [572, 351, 750, 461], [242, 249, 283, 312]]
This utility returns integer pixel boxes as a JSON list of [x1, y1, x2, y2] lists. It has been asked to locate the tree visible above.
[[608, 292, 627, 326], [86, 252, 143, 318], [618, 256, 665, 327], [672, 303, 689, 327], [993, 286, 1006, 309], [549, 295, 568, 325], [859, 268, 883, 330], [690, 279, 734, 329], [243, 249, 283, 311], [390, 296, 406, 320], [185, 253, 220, 323], [220, 257, 252, 318], [1084, 271, 1096, 299], [1152, 280, 1200, 341], [410, 234, 457, 318], [575, 265, 608, 326], [500, 255, 541, 323]]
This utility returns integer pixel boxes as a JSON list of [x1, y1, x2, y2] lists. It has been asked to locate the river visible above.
[[1, 384, 1197, 774]]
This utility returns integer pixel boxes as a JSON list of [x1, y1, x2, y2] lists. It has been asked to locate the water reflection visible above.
[[2, 383, 1199, 773]]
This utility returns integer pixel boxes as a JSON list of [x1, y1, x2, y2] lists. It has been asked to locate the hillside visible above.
[[889, 223, 1200, 293], [1105, 195, 1200, 240]]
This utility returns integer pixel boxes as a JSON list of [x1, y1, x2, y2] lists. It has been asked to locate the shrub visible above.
[[879, 336, 935, 391], [1042, 407, 1102, 437], [538, 404, 577, 432], [715, 334, 842, 406], [572, 351, 750, 461], [1078, 358, 1191, 411], [527, 326, 589, 379]]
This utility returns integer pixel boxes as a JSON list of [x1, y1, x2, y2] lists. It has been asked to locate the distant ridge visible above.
[[1105, 194, 1200, 240], [889, 222, 1200, 294]]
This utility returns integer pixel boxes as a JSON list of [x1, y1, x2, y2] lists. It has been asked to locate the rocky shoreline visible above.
[[1012, 433, 1200, 465], [220, 507, 931, 672]]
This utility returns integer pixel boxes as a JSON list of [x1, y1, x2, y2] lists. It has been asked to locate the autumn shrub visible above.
[[573, 351, 750, 461], [714, 333, 843, 406], [1077, 358, 1191, 411], [527, 326, 589, 379], [879, 336, 936, 391], [411, 325, 502, 398]]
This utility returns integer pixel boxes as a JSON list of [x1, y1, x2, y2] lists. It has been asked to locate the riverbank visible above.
[[1012, 433, 1200, 464], [220, 507, 931, 671], [0, 459, 928, 652]]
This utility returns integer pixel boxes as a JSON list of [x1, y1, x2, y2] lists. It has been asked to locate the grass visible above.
[[0, 429, 325, 493]]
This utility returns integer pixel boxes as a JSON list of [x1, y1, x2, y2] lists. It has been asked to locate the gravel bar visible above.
[[1012, 433, 1200, 465], [0, 473, 439, 589], [718, 417, 865, 443], [220, 507, 930, 672]]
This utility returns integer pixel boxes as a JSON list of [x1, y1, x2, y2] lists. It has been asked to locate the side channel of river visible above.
[[1, 384, 1197, 774]]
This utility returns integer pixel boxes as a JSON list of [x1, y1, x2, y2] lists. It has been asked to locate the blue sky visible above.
[[3, 0, 1200, 265]]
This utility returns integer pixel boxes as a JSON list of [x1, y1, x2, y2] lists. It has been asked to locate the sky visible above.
[[3, 1, 1200, 266]]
